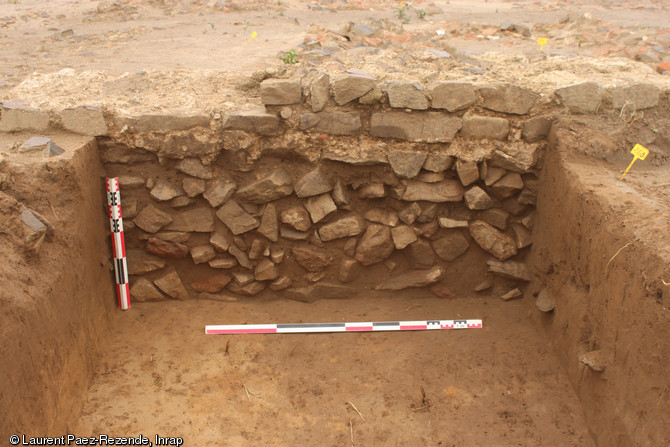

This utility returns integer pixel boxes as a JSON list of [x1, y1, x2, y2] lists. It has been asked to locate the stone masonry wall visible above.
[[0, 73, 665, 302]]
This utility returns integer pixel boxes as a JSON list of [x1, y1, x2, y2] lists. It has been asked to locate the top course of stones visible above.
[[0, 72, 666, 148]]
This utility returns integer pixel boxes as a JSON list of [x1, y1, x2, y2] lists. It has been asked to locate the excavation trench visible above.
[[1, 81, 669, 446]]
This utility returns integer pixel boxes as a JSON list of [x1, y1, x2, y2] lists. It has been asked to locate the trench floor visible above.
[[76, 290, 594, 446]]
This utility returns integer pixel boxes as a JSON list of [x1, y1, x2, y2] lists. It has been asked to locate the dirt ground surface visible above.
[[76, 294, 593, 446], [2, 0, 670, 446]]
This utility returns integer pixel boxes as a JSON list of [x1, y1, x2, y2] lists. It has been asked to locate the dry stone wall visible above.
[[2, 73, 664, 302]]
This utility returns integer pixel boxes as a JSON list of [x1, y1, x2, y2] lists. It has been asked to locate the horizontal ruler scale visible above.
[[205, 319, 483, 335]]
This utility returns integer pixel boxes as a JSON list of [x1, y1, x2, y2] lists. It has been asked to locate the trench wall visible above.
[[531, 128, 670, 447]]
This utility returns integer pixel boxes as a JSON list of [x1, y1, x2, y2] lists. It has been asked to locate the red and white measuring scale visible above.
[[106, 178, 130, 310], [205, 319, 482, 335]]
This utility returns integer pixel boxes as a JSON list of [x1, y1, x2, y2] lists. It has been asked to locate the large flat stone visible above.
[[554, 82, 603, 114], [462, 115, 509, 140], [402, 179, 463, 202], [0, 100, 49, 132], [429, 82, 476, 112], [469, 220, 518, 260], [285, 282, 358, 302], [61, 105, 108, 136], [18, 137, 64, 158], [480, 83, 538, 115], [319, 215, 365, 241], [386, 81, 429, 110], [376, 266, 443, 290], [237, 167, 294, 203], [164, 207, 215, 232], [260, 79, 302, 105], [222, 108, 279, 135], [611, 83, 660, 110], [127, 113, 209, 132], [216, 200, 259, 235], [370, 112, 462, 143]]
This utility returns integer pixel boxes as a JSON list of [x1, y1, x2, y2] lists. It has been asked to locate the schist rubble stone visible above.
[[216, 200, 259, 235], [319, 215, 365, 241], [145, 238, 188, 259], [423, 153, 453, 172], [387, 151, 428, 179], [237, 167, 294, 203], [292, 246, 332, 272], [402, 179, 463, 202], [456, 160, 480, 186], [165, 208, 214, 232], [130, 278, 165, 301], [257, 203, 279, 242], [203, 178, 236, 208], [294, 168, 331, 198], [375, 265, 443, 290], [176, 158, 213, 179], [280, 206, 311, 232], [182, 177, 206, 197], [432, 232, 470, 261], [469, 220, 518, 260], [134, 204, 172, 233], [305, 194, 337, 223], [355, 224, 395, 265], [127, 249, 165, 275]]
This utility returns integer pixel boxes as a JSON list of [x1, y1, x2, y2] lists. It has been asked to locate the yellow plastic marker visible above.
[[620, 144, 649, 180], [537, 37, 547, 50], [249, 31, 257, 42]]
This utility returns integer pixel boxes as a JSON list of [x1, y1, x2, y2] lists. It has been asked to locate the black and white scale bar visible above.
[[205, 319, 483, 335]]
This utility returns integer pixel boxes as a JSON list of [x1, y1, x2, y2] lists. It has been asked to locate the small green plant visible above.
[[279, 50, 298, 64], [416, 8, 426, 19], [396, 2, 411, 24]]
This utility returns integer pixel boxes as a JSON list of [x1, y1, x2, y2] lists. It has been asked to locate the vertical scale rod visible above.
[[106, 178, 130, 310]]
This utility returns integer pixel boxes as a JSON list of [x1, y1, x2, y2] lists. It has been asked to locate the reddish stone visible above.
[[146, 238, 189, 259], [658, 62, 670, 74], [430, 283, 455, 299], [191, 274, 232, 293]]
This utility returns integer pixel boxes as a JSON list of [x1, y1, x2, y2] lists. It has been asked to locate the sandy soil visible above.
[[77, 292, 593, 446]]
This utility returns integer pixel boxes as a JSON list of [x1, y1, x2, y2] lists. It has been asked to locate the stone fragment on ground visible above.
[[129, 278, 165, 302], [536, 289, 556, 312], [19, 137, 64, 157], [501, 288, 522, 301], [375, 265, 443, 290], [486, 259, 531, 281], [153, 269, 189, 300]]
